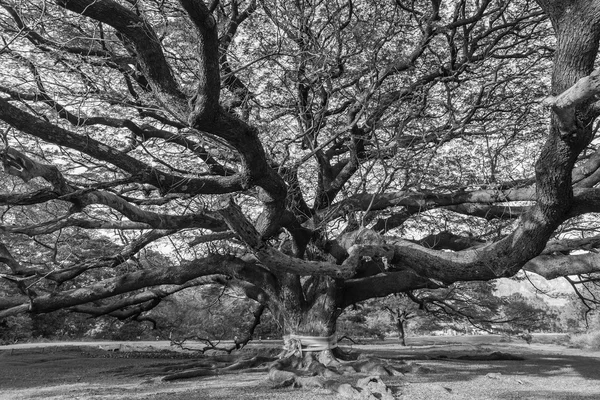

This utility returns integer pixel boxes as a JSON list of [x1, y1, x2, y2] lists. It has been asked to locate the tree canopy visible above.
[[1, 0, 600, 342]]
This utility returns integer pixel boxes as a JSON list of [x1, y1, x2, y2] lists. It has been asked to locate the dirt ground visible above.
[[1, 335, 599, 400]]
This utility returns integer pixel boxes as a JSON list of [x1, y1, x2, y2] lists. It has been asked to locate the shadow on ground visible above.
[[1, 337, 599, 399]]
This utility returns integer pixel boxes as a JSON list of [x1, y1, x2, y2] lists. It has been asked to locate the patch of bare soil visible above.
[[1, 339, 600, 399]]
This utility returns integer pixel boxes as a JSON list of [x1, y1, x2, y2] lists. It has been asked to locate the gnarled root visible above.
[[324, 376, 395, 400], [267, 350, 407, 398], [160, 347, 418, 398]]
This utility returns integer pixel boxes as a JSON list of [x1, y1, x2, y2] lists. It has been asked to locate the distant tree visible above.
[[405, 281, 560, 336], [338, 303, 393, 341], [386, 307, 416, 346], [379, 294, 420, 346], [0, 314, 30, 344], [150, 283, 277, 352]]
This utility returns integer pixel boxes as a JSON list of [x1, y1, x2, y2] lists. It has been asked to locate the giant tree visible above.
[[2, 0, 600, 391]]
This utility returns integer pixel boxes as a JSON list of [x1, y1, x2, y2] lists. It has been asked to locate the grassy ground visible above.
[[1, 335, 599, 399]]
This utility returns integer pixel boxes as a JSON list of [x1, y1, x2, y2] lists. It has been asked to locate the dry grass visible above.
[[1, 336, 599, 399]]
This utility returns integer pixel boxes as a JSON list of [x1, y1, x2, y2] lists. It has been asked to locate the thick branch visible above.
[[524, 253, 600, 280], [217, 199, 353, 277], [2, 147, 69, 193], [68, 278, 213, 318], [55, 0, 189, 118], [1, 254, 254, 316], [544, 67, 600, 134], [178, 0, 221, 122], [320, 187, 535, 223], [0, 97, 243, 194], [0, 216, 152, 236]]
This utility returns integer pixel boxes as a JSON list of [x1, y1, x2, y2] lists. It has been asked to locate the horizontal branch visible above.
[[2, 148, 229, 233], [342, 270, 440, 306], [188, 231, 237, 246], [321, 186, 536, 223], [68, 277, 216, 317], [524, 253, 600, 280], [69, 189, 227, 231], [0, 216, 153, 236], [0, 254, 255, 316], [0, 97, 244, 195], [340, 231, 600, 303], [0, 189, 59, 205]]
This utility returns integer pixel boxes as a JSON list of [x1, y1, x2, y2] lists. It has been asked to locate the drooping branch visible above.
[[341, 232, 600, 305], [542, 235, 600, 254], [415, 230, 600, 255]]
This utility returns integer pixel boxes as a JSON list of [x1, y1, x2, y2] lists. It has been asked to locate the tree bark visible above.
[[397, 318, 407, 347]]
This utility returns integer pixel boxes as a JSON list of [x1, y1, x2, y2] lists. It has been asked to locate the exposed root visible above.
[[456, 351, 525, 361], [161, 355, 275, 382], [324, 376, 395, 400], [266, 351, 411, 398], [162, 368, 219, 381], [159, 348, 422, 398]]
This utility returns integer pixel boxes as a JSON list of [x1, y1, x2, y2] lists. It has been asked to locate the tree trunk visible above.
[[268, 275, 346, 367], [397, 318, 407, 347], [265, 275, 405, 398]]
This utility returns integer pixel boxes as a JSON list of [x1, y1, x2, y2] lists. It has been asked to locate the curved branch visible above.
[[55, 0, 189, 118]]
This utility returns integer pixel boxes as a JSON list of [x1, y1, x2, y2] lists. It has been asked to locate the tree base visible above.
[[267, 347, 407, 398], [159, 346, 425, 398]]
